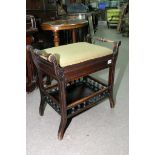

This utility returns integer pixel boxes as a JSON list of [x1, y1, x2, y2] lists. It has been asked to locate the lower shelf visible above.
[[45, 76, 109, 118]]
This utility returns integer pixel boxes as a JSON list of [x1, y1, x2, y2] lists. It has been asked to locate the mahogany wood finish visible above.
[[41, 19, 88, 46], [28, 38, 121, 140]]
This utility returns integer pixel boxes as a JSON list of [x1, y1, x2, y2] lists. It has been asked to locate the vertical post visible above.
[[108, 62, 116, 108], [26, 36, 36, 92], [58, 80, 67, 140], [53, 31, 60, 46], [108, 49, 118, 108], [108, 41, 120, 108], [72, 29, 76, 43], [38, 71, 47, 116]]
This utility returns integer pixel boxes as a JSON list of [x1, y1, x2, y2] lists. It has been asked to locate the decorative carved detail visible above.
[[48, 54, 65, 80], [44, 76, 109, 117]]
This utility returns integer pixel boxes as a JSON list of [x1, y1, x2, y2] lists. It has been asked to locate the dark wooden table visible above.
[[41, 19, 88, 46]]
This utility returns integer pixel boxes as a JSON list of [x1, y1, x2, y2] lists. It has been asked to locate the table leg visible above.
[[72, 29, 76, 43], [53, 31, 59, 47]]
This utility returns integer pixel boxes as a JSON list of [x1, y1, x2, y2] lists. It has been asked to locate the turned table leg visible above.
[[53, 31, 60, 47], [72, 29, 76, 43]]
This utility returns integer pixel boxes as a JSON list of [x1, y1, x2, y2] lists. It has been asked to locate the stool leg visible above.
[[39, 92, 47, 116], [58, 80, 67, 140], [108, 65, 115, 108], [108, 93, 115, 108], [38, 72, 47, 116], [58, 118, 67, 140]]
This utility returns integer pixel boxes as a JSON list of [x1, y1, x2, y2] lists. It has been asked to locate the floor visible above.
[[26, 21, 129, 155]]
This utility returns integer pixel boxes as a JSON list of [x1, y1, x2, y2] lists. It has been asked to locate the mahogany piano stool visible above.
[[28, 38, 121, 140]]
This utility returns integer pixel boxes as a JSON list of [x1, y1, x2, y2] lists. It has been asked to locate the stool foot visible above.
[[39, 96, 47, 116], [108, 94, 115, 108], [58, 119, 67, 140]]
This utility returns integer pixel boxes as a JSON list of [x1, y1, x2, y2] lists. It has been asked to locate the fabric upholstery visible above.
[[107, 9, 121, 24], [39, 42, 112, 67], [107, 17, 120, 21]]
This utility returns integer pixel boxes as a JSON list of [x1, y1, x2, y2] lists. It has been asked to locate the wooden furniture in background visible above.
[[117, 2, 129, 34], [26, 0, 58, 22], [41, 19, 88, 46], [67, 11, 99, 31], [106, 8, 121, 28], [26, 15, 38, 92]]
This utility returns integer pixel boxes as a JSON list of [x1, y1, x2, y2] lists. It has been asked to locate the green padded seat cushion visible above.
[[39, 42, 112, 67]]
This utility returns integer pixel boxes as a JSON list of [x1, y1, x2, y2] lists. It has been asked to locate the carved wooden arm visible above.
[[86, 36, 121, 55], [86, 33, 120, 45], [94, 36, 121, 47], [27, 45, 64, 81], [93, 36, 115, 43]]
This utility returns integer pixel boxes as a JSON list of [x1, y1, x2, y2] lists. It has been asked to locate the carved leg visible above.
[[39, 92, 47, 116], [57, 80, 67, 140]]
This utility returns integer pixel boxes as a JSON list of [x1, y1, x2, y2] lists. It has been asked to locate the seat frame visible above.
[[28, 39, 121, 140]]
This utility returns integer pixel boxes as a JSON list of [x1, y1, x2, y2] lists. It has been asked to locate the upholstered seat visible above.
[[38, 42, 112, 67]]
